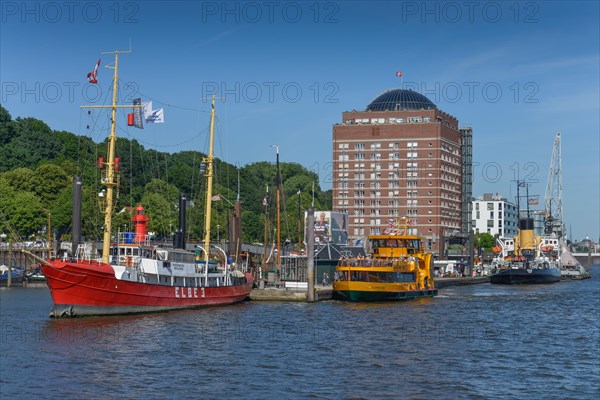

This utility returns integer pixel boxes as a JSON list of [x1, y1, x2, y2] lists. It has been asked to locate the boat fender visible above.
[[126, 257, 132, 267]]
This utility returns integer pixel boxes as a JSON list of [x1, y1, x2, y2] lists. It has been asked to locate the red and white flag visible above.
[[87, 58, 101, 84], [395, 71, 403, 77]]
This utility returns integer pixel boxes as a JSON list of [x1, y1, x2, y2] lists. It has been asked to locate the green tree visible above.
[[2, 167, 35, 192], [474, 232, 495, 250], [141, 192, 177, 238], [2, 117, 62, 170], [0, 177, 13, 234], [81, 186, 103, 240], [144, 179, 180, 204], [32, 164, 70, 205], [4, 192, 45, 237], [0, 105, 16, 148], [50, 186, 74, 233]]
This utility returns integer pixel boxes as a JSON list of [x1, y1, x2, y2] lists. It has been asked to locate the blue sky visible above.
[[1, 1, 598, 241]]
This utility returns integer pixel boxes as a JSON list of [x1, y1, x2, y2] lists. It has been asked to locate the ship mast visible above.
[[81, 50, 137, 264], [272, 145, 281, 267], [202, 95, 216, 265], [100, 51, 121, 264]]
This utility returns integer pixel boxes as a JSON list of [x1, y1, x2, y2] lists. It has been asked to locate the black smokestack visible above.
[[519, 218, 534, 231], [173, 193, 187, 249]]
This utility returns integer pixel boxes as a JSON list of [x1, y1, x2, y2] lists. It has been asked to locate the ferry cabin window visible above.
[[406, 239, 420, 249], [349, 272, 415, 283], [370, 239, 382, 248]]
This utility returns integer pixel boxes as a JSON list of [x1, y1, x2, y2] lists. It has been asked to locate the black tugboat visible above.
[[490, 181, 561, 284], [490, 217, 561, 284]]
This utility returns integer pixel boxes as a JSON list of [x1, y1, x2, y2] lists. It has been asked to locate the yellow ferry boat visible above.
[[332, 219, 437, 301]]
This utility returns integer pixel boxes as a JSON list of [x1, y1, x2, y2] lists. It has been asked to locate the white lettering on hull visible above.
[[174, 287, 204, 298]]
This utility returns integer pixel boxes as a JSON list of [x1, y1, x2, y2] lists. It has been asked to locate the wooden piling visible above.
[[307, 207, 315, 302]]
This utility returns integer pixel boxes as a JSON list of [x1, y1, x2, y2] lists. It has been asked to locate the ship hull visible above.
[[333, 288, 437, 302], [41, 260, 253, 317], [490, 268, 561, 284]]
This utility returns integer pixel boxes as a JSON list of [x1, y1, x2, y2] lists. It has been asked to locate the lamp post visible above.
[[587, 235, 592, 268]]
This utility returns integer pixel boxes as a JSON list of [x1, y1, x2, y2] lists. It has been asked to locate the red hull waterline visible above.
[[41, 260, 253, 317]]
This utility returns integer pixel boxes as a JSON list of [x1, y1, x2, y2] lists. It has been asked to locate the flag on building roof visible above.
[[87, 58, 101, 84], [528, 197, 539, 205], [395, 71, 402, 77]]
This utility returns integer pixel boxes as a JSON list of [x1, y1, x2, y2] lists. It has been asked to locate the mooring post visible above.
[[307, 207, 315, 302], [587, 237, 592, 268], [7, 239, 12, 288]]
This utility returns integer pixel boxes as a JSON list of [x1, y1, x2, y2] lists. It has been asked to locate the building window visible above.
[[487, 202, 493, 210], [487, 220, 494, 228]]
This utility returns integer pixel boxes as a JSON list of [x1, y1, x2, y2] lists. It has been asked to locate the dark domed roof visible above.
[[366, 89, 437, 112]]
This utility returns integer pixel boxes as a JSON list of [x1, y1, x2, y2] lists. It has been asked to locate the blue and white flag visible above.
[[146, 108, 164, 123], [143, 101, 165, 123]]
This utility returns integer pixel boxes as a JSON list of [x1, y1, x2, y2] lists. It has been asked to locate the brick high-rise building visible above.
[[332, 89, 470, 256]]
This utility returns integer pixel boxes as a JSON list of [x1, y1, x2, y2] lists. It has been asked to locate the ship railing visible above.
[[337, 258, 417, 270], [114, 232, 153, 247]]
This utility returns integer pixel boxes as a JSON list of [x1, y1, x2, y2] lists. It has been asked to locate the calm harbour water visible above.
[[1, 266, 599, 400]]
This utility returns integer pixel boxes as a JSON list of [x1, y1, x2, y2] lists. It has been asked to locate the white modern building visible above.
[[472, 193, 518, 238]]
